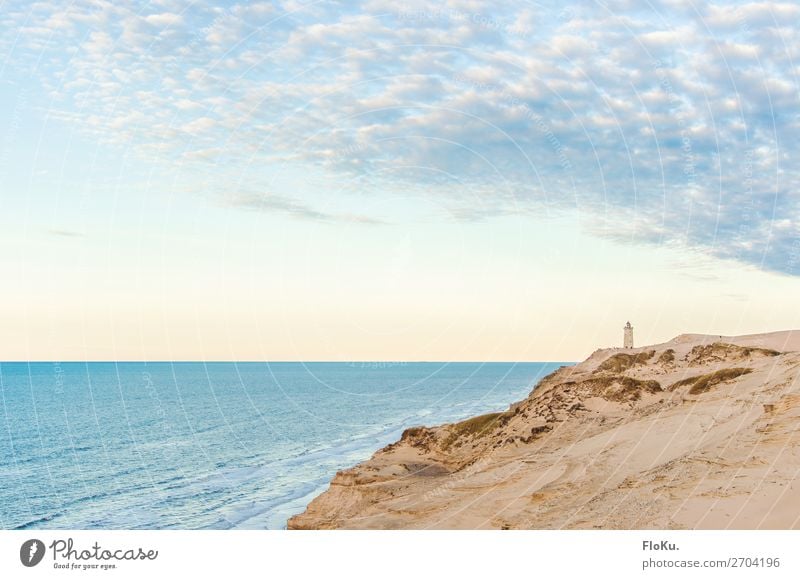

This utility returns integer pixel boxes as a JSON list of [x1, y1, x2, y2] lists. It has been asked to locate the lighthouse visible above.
[[623, 321, 634, 349]]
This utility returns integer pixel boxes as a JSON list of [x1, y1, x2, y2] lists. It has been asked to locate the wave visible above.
[[14, 512, 63, 530]]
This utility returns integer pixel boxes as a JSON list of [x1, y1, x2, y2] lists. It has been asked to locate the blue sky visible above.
[[1, 0, 799, 360]]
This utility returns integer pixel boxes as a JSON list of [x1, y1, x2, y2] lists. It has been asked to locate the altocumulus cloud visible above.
[[2, 0, 798, 273]]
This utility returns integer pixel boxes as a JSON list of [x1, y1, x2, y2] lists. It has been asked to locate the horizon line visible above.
[[0, 359, 578, 364]]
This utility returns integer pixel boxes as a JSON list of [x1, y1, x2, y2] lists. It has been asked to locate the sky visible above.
[[1, 0, 799, 361]]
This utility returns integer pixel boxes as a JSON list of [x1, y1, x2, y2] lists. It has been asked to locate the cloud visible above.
[[226, 192, 388, 225], [182, 116, 217, 135], [1, 0, 798, 274], [144, 13, 182, 27], [47, 229, 84, 238]]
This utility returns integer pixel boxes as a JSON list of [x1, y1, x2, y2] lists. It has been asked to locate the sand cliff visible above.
[[289, 331, 800, 529]]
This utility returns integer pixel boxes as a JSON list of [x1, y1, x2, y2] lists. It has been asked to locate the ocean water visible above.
[[0, 361, 565, 530]]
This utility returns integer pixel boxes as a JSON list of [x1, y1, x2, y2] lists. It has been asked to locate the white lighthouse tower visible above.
[[623, 321, 634, 349]]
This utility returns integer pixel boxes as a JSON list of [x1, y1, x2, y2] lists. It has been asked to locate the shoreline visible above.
[[289, 330, 800, 530]]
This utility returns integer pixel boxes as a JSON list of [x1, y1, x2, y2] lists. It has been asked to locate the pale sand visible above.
[[288, 330, 800, 529]]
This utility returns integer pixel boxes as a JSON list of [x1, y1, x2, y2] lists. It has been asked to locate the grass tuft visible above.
[[658, 349, 675, 364], [596, 350, 656, 373], [669, 367, 753, 395], [688, 343, 779, 365], [441, 411, 512, 450]]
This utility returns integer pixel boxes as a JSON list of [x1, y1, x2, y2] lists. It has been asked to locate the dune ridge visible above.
[[289, 330, 800, 529]]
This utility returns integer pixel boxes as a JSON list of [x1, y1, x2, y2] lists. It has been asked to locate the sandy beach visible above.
[[289, 330, 800, 529]]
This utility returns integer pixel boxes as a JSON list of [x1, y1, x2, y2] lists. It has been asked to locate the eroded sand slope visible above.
[[289, 331, 800, 529]]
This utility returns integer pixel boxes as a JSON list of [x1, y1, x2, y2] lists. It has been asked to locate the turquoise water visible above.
[[0, 362, 565, 529]]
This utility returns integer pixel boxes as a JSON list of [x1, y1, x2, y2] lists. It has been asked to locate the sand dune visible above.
[[288, 330, 800, 529]]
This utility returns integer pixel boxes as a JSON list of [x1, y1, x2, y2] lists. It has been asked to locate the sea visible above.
[[0, 361, 566, 530]]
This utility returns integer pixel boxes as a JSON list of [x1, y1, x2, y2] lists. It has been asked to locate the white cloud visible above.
[[144, 12, 182, 27], [2, 0, 798, 273], [182, 117, 217, 134]]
